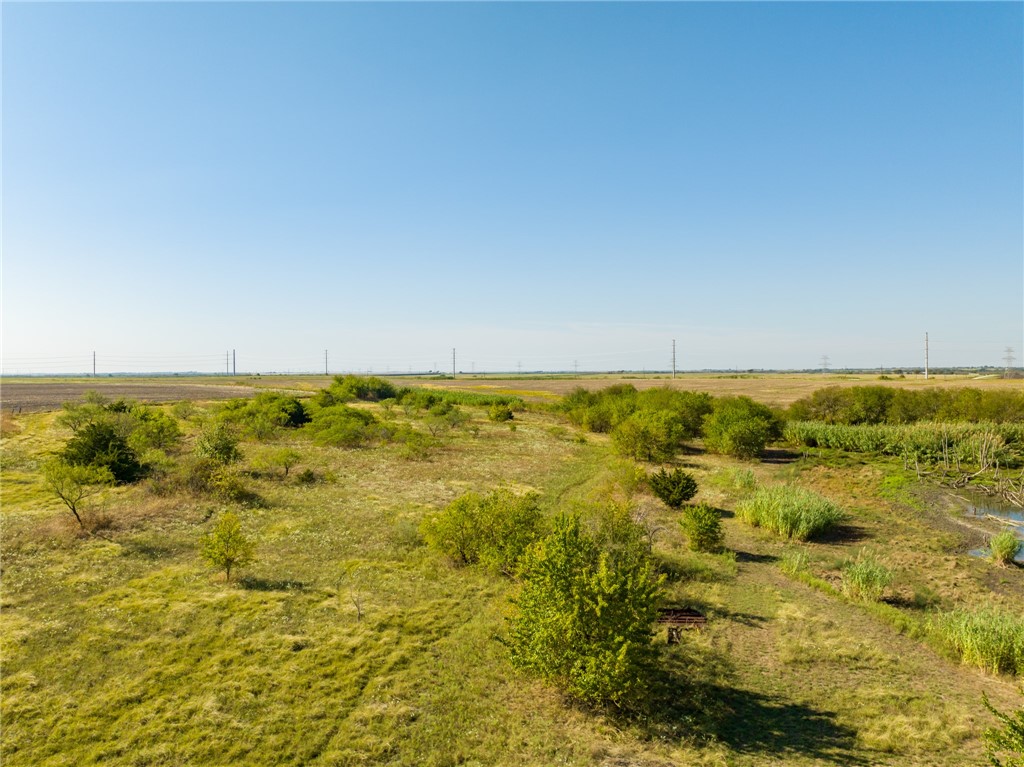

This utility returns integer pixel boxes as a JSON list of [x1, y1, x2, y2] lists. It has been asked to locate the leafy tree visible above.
[[269, 447, 302, 477], [647, 467, 698, 508], [984, 692, 1024, 767], [506, 513, 662, 709], [62, 421, 144, 483], [43, 460, 113, 530], [200, 512, 256, 582]]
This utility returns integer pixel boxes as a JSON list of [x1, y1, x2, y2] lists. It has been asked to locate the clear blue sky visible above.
[[3, 2, 1021, 374]]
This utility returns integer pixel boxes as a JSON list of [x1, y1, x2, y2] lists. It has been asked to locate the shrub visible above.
[[679, 502, 724, 552], [611, 411, 681, 462], [219, 392, 309, 440], [200, 512, 256, 583], [983, 691, 1024, 767], [506, 513, 661, 709], [62, 421, 144, 483], [421, 489, 543, 575], [488, 403, 514, 422], [647, 467, 698, 508], [991, 531, 1023, 566], [931, 608, 1024, 676], [313, 375, 397, 406], [128, 410, 182, 452], [841, 551, 893, 602], [736, 485, 844, 541], [306, 404, 377, 448], [703, 396, 781, 459], [195, 423, 242, 464]]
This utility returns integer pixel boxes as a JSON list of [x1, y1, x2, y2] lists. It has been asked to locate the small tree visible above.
[[62, 421, 144, 483], [43, 460, 113, 530], [269, 447, 302, 478], [648, 467, 698, 508], [506, 513, 661, 709], [200, 512, 256, 582], [983, 692, 1024, 767], [680, 502, 724, 552]]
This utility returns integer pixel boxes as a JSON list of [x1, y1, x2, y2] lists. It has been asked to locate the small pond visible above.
[[961, 489, 1024, 563]]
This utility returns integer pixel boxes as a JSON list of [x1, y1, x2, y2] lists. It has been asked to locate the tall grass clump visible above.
[[931, 608, 1024, 676], [841, 551, 894, 602], [679, 502, 724, 553], [991, 531, 1023, 566], [736, 485, 844, 541]]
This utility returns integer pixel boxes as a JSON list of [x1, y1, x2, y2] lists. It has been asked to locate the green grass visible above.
[[990, 530, 1023, 566], [736, 485, 845, 541], [841, 551, 894, 602], [930, 608, 1024, 676], [4, 394, 1024, 765]]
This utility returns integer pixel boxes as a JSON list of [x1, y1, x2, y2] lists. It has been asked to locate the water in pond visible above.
[[961, 490, 1024, 563]]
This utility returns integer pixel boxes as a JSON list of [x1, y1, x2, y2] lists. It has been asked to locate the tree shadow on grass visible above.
[[812, 522, 870, 545], [627, 642, 867, 766], [239, 576, 308, 592], [734, 550, 778, 564]]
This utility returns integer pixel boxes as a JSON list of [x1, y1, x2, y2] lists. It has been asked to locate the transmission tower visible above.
[[1004, 347, 1016, 373], [820, 355, 830, 373]]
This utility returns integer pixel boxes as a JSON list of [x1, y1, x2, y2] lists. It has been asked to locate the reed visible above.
[[930, 608, 1024, 676], [736, 485, 844, 541]]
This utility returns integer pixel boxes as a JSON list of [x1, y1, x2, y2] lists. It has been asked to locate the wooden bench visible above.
[[656, 608, 707, 643]]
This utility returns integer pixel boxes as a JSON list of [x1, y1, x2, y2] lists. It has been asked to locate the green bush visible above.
[[931, 608, 1024, 676], [219, 392, 309, 439], [313, 375, 397, 407], [703, 396, 781, 459], [62, 421, 144, 483], [647, 467, 698, 508], [194, 423, 242, 464], [679, 502, 724, 552], [841, 551, 893, 602], [736, 485, 844, 541], [611, 411, 681, 462], [505, 513, 661, 709], [991, 531, 1023, 566], [305, 404, 377, 448], [488, 403, 514, 422], [421, 489, 543, 575]]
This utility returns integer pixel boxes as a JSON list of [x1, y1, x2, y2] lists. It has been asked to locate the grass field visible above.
[[2, 378, 1022, 765]]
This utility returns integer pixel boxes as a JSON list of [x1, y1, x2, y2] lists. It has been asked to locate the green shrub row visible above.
[[789, 385, 1024, 425]]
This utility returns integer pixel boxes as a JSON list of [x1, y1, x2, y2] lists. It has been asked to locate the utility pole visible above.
[[452, 348, 456, 378], [325, 349, 328, 376], [93, 351, 96, 377], [672, 339, 677, 379], [925, 333, 929, 380], [574, 360, 578, 377], [232, 349, 236, 376], [226, 351, 230, 375]]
